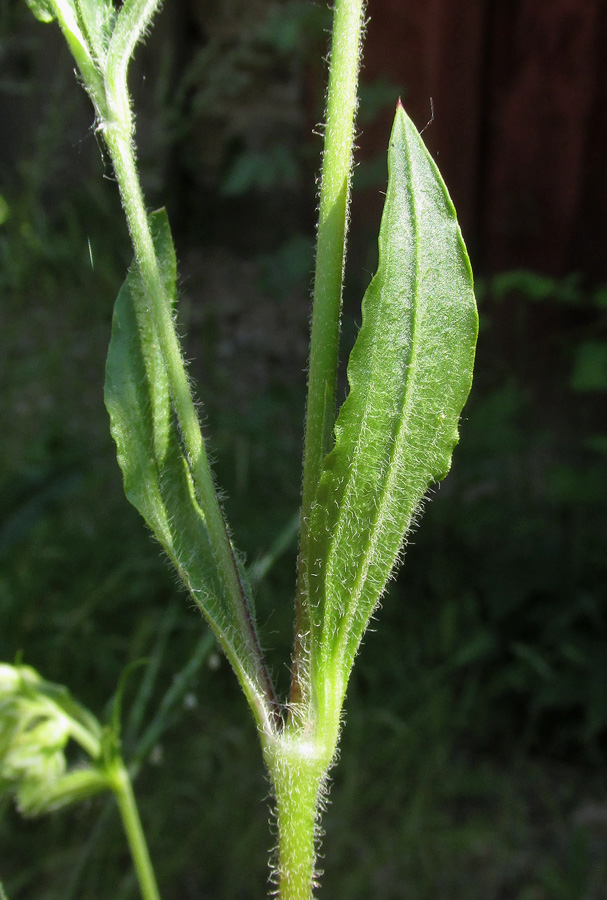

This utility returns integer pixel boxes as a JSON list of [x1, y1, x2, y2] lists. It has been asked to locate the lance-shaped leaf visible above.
[[104, 210, 274, 732], [307, 103, 478, 705], [23, 0, 109, 108], [74, 0, 117, 63]]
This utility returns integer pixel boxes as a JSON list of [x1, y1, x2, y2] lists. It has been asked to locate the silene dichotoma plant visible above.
[[3, 0, 478, 898]]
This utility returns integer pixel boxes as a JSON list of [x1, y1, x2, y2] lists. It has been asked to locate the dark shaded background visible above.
[[359, 0, 607, 277], [1, 1, 607, 898]]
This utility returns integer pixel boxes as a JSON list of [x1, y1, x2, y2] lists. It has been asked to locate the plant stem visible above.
[[100, 25, 277, 732], [293, 0, 366, 700], [102, 125, 276, 735], [266, 739, 331, 900], [109, 760, 161, 900], [280, 1, 367, 888], [101, 132, 215, 537]]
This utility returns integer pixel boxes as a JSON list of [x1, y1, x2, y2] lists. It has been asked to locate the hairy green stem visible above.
[[109, 760, 161, 900], [293, 0, 366, 705], [265, 737, 333, 900], [99, 1, 278, 735], [101, 125, 276, 736], [106, 0, 160, 133], [276, 2, 367, 894], [274, 766, 323, 900]]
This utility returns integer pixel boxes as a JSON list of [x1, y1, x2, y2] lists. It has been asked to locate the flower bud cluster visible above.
[[0, 664, 105, 815]]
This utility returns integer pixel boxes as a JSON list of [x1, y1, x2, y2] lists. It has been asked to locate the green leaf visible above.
[[23, 0, 56, 24], [24, 0, 115, 51], [74, 0, 117, 63], [104, 210, 269, 718], [307, 103, 478, 706], [23, 0, 104, 104], [16, 766, 111, 817]]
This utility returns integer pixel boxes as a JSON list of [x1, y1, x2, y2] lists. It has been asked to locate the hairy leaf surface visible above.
[[308, 104, 478, 699], [104, 210, 267, 710]]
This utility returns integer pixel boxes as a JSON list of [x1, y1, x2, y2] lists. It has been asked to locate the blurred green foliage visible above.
[[1, 1, 607, 898]]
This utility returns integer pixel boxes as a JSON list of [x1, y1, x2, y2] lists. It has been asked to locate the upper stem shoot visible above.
[[292, 0, 366, 708]]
